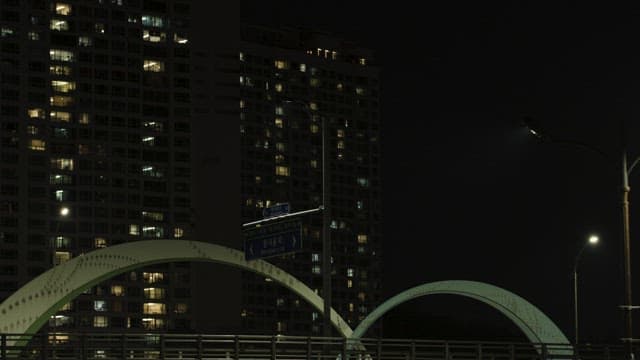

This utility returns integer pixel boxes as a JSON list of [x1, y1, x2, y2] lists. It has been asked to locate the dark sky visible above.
[[240, 1, 640, 342]]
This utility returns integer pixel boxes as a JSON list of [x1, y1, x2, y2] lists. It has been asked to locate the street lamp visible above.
[[573, 234, 599, 345], [52, 206, 70, 267], [283, 100, 332, 338], [524, 117, 638, 355]]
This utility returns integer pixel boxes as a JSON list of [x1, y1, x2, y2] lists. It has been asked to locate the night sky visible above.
[[241, 1, 640, 342]]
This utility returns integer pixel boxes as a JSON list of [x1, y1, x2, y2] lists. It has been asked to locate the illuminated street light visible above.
[[524, 118, 636, 356], [573, 234, 600, 345], [59, 206, 70, 217]]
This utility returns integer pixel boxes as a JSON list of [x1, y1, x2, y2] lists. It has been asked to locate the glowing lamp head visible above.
[[588, 235, 599, 245], [59, 207, 70, 217]]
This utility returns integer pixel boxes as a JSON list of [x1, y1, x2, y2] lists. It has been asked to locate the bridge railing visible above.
[[0, 333, 633, 360]]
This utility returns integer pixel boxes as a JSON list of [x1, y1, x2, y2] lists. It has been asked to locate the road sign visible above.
[[244, 220, 302, 260], [262, 203, 290, 219]]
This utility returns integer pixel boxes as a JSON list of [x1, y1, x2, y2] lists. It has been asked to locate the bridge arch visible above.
[[351, 280, 569, 345], [0, 240, 353, 338]]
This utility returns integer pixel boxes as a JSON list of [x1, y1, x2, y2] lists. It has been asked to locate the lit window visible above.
[[240, 100, 245, 109], [142, 136, 155, 146], [144, 287, 166, 300], [50, 96, 73, 107], [27, 125, 38, 135], [174, 227, 184, 238], [347, 279, 353, 288], [143, 272, 164, 284], [357, 178, 369, 187], [309, 102, 318, 111], [78, 113, 90, 124], [49, 174, 73, 185], [358, 292, 366, 301], [357, 234, 368, 244], [28, 139, 46, 151], [78, 36, 92, 47], [141, 15, 164, 27], [129, 224, 139, 236], [274, 60, 288, 69], [28, 31, 40, 40], [50, 111, 71, 122], [50, 65, 71, 75], [311, 253, 320, 262], [349, 303, 355, 312], [276, 298, 285, 307], [143, 121, 163, 131], [359, 58, 367, 66], [312, 265, 321, 274], [276, 143, 285, 152], [337, 141, 345, 150], [347, 268, 355, 278], [175, 303, 188, 314], [54, 251, 71, 265], [94, 300, 107, 312], [55, 3, 72, 15], [28, 108, 46, 119], [1, 27, 14, 37], [142, 226, 163, 238], [49, 49, 74, 62], [93, 316, 108, 328], [239, 52, 245, 61], [111, 285, 125, 296], [275, 154, 284, 164], [275, 83, 283, 92], [143, 29, 166, 42], [143, 60, 165, 72], [275, 166, 289, 177], [337, 83, 343, 91], [310, 124, 319, 134], [142, 318, 165, 330], [51, 80, 75, 93], [173, 33, 188, 44], [299, 63, 306, 72], [142, 211, 163, 221], [337, 129, 345, 138], [275, 106, 283, 115], [51, 158, 74, 170], [142, 165, 164, 178], [143, 303, 166, 315], [94, 237, 107, 248], [95, 23, 105, 33], [50, 19, 68, 31], [357, 201, 364, 210]]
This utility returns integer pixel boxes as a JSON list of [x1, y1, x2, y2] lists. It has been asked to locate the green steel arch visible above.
[[351, 280, 569, 346], [0, 240, 353, 339]]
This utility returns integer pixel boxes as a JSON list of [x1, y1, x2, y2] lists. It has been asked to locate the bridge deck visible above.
[[0, 333, 631, 360]]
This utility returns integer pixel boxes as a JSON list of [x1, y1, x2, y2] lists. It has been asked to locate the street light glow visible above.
[[59, 207, 70, 217], [588, 235, 599, 245]]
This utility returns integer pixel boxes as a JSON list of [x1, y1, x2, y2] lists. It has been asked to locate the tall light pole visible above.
[[573, 234, 599, 345], [283, 100, 332, 337], [524, 118, 637, 356]]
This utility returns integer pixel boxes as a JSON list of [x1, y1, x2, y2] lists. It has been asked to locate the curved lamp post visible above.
[[524, 117, 638, 357], [573, 234, 599, 344]]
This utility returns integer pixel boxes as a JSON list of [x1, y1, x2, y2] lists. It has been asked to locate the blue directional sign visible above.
[[244, 220, 302, 260], [262, 203, 290, 219]]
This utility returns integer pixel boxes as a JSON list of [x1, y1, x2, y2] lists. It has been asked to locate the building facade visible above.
[[0, 0, 195, 334], [240, 25, 383, 335]]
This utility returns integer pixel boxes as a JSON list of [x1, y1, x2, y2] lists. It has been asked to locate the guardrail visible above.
[[0, 333, 632, 360]]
